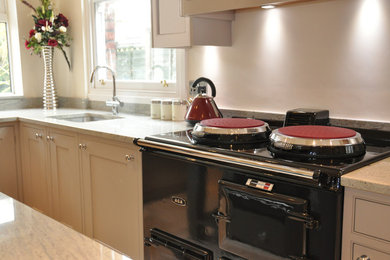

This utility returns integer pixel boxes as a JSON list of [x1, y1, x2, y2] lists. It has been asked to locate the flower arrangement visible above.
[[22, 0, 71, 69]]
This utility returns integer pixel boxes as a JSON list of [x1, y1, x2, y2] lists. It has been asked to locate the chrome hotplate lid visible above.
[[269, 129, 364, 147], [268, 126, 366, 160], [192, 118, 270, 137]]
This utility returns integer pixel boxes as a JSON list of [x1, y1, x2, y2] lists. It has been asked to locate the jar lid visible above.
[[161, 100, 172, 105], [151, 99, 162, 104], [172, 99, 186, 105]]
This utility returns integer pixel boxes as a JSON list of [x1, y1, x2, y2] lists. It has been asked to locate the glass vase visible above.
[[42, 46, 58, 110]]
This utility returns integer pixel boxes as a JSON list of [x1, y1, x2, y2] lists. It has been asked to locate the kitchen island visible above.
[[341, 158, 390, 260], [0, 192, 130, 259]]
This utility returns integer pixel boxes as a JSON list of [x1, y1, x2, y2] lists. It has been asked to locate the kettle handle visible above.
[[192, 77, 217, 97]]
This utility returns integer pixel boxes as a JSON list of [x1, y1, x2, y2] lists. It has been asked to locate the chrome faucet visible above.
[[90, 66, 124, 115]]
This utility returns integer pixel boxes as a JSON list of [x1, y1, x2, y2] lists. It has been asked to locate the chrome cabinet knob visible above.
[[357, 255, 370, 260], [46, 136, 54, 141], [35, 133, 42, 139], [78, 144, 87, 150], [125, 154, 135, 161]]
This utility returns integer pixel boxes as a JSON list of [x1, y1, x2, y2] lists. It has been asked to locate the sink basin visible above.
[[48, 113, 122, 122]]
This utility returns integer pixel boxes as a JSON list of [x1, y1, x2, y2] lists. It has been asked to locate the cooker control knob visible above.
[[357, 255, 370, 260]]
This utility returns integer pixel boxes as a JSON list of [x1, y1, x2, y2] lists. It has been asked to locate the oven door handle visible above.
[[287, 210, 319, 230], [212, 212, 231, 224]]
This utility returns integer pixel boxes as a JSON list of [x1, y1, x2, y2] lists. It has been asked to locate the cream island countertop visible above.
[[341, 157, 390, 196], [0, 192, 130, 259], [0, 108, 190, 141]]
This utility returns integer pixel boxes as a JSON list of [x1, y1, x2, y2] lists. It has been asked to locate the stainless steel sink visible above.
[[48, 113, 122, 122]]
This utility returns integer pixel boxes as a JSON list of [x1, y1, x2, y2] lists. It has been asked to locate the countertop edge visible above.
[[18, 117, 137, 143], [341, 177, 390, 196], [0, 109, 190, 143]]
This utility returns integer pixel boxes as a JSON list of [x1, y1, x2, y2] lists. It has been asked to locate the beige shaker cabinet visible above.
[[48, 128, 83, 233], [0, 123, 21, 200], [20, 123, 83, 230], [19, 122, 143, 259], [80, 135, 142, 260], [152, 0, 234, 48], [342, 187, 390, 260], [20, 123, 52, 216]]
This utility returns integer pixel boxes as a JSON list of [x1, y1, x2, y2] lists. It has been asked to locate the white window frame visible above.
[[84, 0, 187, 104], [0, 0, 23, 98]]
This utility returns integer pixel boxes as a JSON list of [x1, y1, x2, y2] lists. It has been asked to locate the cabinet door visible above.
[[0, 125, 19, 199], [20, 124, 51, 216], [48, 129, 83, 233], [80, 136, 142, 259], [152, 0, 233, 47], [152, 0, 191, 48]]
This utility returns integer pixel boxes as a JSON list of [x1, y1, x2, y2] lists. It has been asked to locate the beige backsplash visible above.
[[188, 0, 390, 123]]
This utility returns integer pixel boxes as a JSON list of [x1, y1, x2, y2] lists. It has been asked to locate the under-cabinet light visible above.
[[261, 5, 275, 9]]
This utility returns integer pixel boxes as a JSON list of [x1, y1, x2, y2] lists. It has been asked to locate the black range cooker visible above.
[[136, 116, 390, 260]]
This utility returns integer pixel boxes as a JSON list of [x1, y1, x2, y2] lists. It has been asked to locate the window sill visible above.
[[0, 94, 24, 100], [88, 85, 185, 104]]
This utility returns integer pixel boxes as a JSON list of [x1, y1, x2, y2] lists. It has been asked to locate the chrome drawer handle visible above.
[[35, 133, 42, 139], [125, 154, 135, 161], [78, 144, 87, 150], [357, 255, 370, 260]]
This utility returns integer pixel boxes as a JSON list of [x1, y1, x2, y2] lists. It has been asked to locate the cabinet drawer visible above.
[[354, 198, 390, 242], [353, 243, 390, 260]]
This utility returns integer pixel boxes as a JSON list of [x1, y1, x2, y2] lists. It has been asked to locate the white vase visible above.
[[42, 46, 58, 110]]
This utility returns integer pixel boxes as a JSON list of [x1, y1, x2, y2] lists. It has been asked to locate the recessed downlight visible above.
[[261, 5, 275, 9]]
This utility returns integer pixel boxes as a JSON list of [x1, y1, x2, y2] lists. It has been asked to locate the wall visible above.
[[16, 0, 42, 97], [16, 0, 87, 98], [188, 0, 390, 122]]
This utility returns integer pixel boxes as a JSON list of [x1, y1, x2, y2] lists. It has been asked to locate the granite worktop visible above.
[[342, 157, 390, 196], [0, 192, 130, 259], [0, 108, 190, 142]]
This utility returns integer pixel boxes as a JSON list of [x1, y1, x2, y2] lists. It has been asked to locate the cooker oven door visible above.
[[215, 179, 317, 260]]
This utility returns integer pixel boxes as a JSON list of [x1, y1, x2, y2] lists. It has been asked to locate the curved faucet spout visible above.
[[90, 65, 117, 98], [90, 65, 123, 115]]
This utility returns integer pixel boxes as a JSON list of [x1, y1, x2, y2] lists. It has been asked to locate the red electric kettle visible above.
[[185, 77, 223, 125]]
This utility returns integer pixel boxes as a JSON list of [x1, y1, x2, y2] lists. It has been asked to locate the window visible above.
[[0, 21, 10, 94], [89, 0, 184, 102], [0, 0, 22, 97]]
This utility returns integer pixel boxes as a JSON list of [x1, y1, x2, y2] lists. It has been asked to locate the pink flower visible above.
[[25, 40, 31, 50], [48, 39, 58, 47], [29, 29, 35, 38]]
